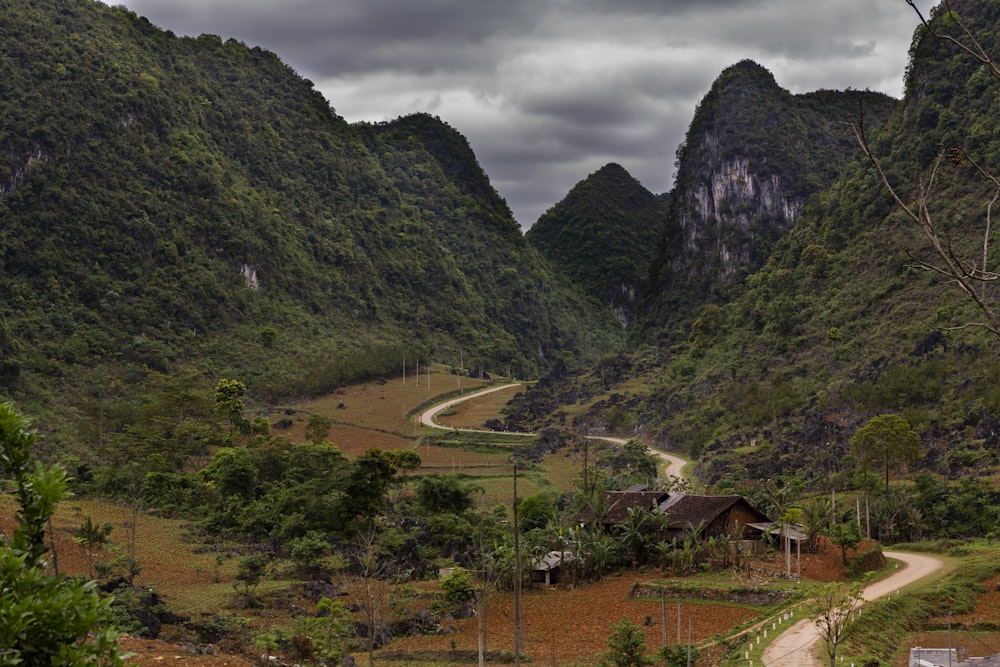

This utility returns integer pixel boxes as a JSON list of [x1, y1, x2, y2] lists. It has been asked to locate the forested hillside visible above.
[[0, 0, 621, 449], [506, 0, 1000, 532], [638, 60, 897, 339], [526, 163, 667, 327]]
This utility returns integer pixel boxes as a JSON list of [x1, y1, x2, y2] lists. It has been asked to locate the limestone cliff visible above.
[[638, 60, 896, 337]]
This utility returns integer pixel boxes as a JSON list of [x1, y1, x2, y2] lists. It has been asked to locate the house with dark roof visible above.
[[577, 490, 669, 528], [657, 493, 770, 542]]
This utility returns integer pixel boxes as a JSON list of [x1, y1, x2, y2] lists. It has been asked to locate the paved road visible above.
[[760, 551, 944, 666], [418, 386, 688, 480]]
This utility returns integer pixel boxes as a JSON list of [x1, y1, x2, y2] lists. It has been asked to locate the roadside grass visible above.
[[431, 383, 526, 429], [842, 543, 1000, 666], [279, 364, 490, 438]]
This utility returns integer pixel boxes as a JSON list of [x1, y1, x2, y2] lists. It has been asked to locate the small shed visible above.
[[530, 550, 575, 585]]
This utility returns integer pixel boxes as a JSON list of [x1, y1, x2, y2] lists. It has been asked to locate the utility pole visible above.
[[661, 590, 667, 647], [513, 467, 522, 666]]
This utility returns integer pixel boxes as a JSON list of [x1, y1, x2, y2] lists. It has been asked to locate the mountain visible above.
[[506, 1, 1000, 497], [0, 0, 622, 442], [637, 60, 897, 339], [526, 163, 668, 327]]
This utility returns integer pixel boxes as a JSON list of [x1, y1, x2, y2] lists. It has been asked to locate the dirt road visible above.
[[418, 383, 525, 430], [760, 551, 944, 666], [589, 434, 687, 480], [418, 388, 688, 481]]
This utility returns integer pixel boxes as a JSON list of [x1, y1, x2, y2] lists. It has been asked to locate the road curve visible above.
[[760, 551, 944, 666], [419, 383, 528, 432], [418, 386, 688, 480], [588, 435, 687, 481]]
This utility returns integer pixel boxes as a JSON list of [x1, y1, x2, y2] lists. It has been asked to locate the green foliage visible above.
[[0, 1, 622, 460], [516, 491, 557, 533], [290, 531, 331, 576], [602, 439, 658, 489], [305, 413, 333, 444], [74, 515, 114, 577], [851, 414, 922, 490], [527, 163, 667, 322], [416, 474, 476, 515], [338, 449, 397, 523], [828, 521, 862, 566], [0, 402, 123, 665], [234, 552, 271, 605], [600, 616, 653, 667], [439, 566, 474, 611], [912, 474, 1000, 539], [214, 378, 250, 444], [293, 597, 353, 665], [656, 644, 699, 667]]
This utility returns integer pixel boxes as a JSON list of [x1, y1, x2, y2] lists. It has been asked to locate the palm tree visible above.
[[802, 497, 833, 553]]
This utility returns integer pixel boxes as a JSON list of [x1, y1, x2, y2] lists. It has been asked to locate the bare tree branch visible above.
[[851, 2, 1000, 337]]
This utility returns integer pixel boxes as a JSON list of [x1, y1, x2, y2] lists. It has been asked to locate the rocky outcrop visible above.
[[638, 60, 896, 335], [677, 151, 803, 282]]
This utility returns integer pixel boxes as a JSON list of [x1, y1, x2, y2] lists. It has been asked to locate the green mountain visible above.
[[0, 0, 622, 442], [638, 60, 897, 339], [526, 163, 668, 327], [507, 1, 1000, 503]]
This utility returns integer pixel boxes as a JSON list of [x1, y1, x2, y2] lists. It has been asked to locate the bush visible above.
[[0, 402, 123, 665], [439, 566, 474, 615]]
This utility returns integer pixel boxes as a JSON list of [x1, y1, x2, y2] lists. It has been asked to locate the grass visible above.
[[277, 364, 491, 438], [431, 383, 526, 429], [9, 367, 995, 665]]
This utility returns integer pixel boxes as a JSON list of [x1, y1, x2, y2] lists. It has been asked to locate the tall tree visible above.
[[850, 414, 922, 490], [214, 378, 250, 444]]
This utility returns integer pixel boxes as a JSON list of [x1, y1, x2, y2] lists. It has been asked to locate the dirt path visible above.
[[760, 551, 944, 666], [419, 383, 526, 431], [588, 434, 687, 480], [418, 389, 688, 480]]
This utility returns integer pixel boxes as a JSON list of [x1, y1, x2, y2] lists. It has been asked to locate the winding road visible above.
[[421, 385, 945, 664], [418, 383, 687, 479], [760, 551, 944, 666]]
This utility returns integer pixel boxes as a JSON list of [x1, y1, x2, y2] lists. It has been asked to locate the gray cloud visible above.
[[111, 0, 937, 228]]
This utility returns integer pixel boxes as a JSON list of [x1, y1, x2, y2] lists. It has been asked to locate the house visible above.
[[577, 490, 669, 529], [658, 493, 771, 542]]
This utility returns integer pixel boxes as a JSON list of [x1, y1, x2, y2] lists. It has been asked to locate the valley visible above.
[[5, 2, 1000, 666]]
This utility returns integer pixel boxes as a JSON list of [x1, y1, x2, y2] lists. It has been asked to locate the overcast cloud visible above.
[[110, 0, 937, 228]]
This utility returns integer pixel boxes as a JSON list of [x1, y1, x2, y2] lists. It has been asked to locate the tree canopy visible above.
[[851, 414, 922, 489]]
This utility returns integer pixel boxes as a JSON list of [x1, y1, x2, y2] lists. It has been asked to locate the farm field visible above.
[[384, 573, 762, 665], [3, 369, 981, 666], [430, 383, 526, 430]]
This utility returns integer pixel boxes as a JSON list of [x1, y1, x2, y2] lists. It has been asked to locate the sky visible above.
[[110, 0, 938, 229]]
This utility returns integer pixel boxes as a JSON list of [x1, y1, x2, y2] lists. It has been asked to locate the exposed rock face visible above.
[[679, 151, 803, 283], [638, 59, 897, 336]]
